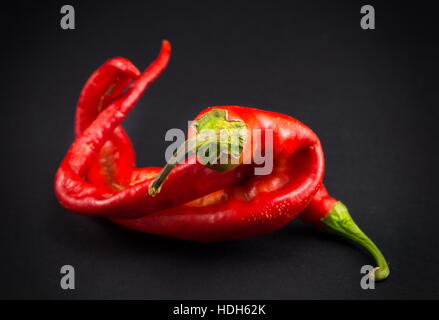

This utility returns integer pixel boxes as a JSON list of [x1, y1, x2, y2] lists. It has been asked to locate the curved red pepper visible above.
[[113, 105, 325, 242], [55, 41, 390, 281], [56, 41, 254, 218]]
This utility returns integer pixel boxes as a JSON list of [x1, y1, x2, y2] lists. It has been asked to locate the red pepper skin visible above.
[[112, 105, 325, 241], [299, 185, 337, 228], [75, 57, 140, 191], [55, 41, 172, 217]]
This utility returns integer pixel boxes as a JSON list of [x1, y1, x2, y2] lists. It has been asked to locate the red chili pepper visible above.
[[56, 41, 250, 218], [55, 41, 389, 281]]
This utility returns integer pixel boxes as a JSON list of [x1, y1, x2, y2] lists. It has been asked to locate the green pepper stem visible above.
[[148, 109, 247, 197], [321, 201, 390, 281], [148, 137, 198, 196]]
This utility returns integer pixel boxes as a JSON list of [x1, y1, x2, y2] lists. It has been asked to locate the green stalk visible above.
[[148, 109, 247, 196], [148, 137, 197, 196], [321, 201, 390, 281]]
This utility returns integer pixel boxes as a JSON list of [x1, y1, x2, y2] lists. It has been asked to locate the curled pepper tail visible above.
[[321, 201, 390, 281]]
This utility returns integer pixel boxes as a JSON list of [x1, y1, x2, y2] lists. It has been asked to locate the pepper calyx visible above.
[[193, 109, 247, 171], [321, 201, 390, 281], [148, 109, 247, 196]]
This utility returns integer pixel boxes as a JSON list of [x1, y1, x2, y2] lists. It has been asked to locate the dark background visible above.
[[1, 0, 438, 299]]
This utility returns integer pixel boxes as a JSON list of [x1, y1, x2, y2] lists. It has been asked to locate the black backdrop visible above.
[[1, 0, 438, 299]]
